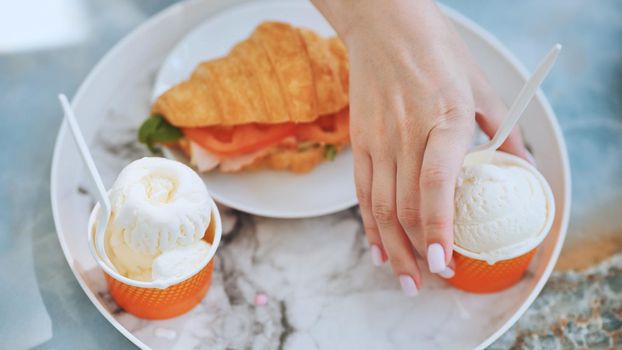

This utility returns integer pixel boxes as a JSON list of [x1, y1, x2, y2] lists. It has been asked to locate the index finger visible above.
[[419, 119, 473, 273]]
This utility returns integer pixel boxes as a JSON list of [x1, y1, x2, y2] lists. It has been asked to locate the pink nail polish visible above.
[[370, 245, 383, 267], [438, 267, 455, 279], [427, 243, 446, 273], [399, 275, 418, 297]]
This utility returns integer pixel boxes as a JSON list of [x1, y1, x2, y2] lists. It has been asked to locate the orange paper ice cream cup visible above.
[[445, 152, 556, 293], [446, 247, 539, 293], [88, 198, 222, 319]]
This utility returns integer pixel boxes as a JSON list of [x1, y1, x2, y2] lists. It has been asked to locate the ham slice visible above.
[[220, 148, 269, 172], [189, 142, 269, 173], [190, 142, 220, 172]]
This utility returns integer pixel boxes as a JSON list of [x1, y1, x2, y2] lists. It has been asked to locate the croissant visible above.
[[152, 21, 349, 127]]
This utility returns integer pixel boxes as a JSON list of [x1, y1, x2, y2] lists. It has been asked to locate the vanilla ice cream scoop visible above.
[[454, 156, 551, 260], [104, 157, 212, 281]]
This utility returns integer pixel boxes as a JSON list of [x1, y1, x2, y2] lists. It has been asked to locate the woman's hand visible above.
[[313, 0, 532, 296]]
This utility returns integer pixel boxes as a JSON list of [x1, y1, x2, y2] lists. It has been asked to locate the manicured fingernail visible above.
[[526, 152, 537, 166], [438, 267, 455, 279], [427, 243, 446, 273], [370, 245, 383, 267], [399, 275, 418, 297]]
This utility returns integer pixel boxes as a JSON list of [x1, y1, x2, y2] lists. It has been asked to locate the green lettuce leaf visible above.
[[138, 115, 182, 154], [324, 144, 337, 161]]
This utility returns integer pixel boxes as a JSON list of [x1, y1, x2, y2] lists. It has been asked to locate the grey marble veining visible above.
[[1, 0, 621, 349]]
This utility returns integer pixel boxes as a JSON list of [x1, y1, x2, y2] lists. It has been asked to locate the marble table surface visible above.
[[1, 0, 621, 349]]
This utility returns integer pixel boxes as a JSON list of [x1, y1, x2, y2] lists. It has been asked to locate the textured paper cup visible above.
[[446, 152, 555, 293], [87, 198, 222, 319]]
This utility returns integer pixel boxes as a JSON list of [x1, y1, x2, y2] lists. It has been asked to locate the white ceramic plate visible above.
[[154, 2, 355, 218], [50, 1, 570, 349]]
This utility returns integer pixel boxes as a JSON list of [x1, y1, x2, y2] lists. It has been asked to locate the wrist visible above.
[[310, 0, 354, 40], [312, 0, 440, 47]]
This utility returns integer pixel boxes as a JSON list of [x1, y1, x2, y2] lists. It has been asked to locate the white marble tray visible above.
[[50, 0, 571, 349]]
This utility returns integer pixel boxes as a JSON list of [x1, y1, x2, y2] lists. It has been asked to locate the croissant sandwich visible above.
[[138, 21, 350, 173]]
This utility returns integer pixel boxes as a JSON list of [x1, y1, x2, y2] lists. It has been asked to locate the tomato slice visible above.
[[295, 108, 349, 144], [183, 123, 296, 157], [182, 108, 349, 157]]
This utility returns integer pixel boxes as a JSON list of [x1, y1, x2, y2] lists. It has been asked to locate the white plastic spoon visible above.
[[58, 94, 116, 271], [464, 44, 562, 165]]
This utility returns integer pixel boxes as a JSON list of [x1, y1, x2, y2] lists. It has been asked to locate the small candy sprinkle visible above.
[[255, 293, 268, 306]]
